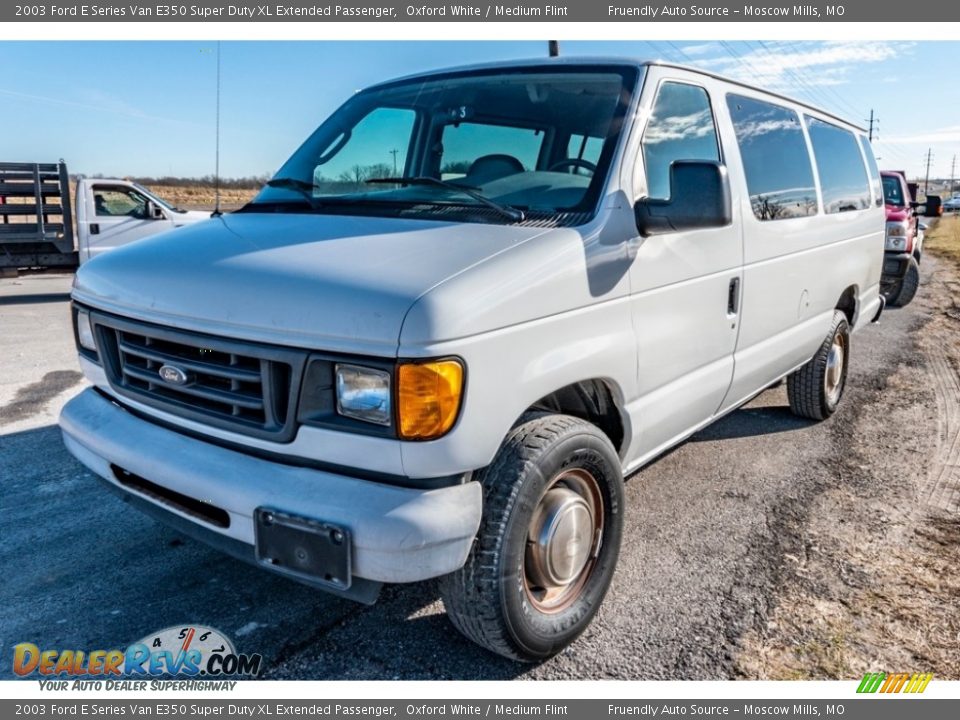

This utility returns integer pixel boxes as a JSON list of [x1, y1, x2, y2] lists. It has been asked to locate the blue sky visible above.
[[0, 41, 957, 181]]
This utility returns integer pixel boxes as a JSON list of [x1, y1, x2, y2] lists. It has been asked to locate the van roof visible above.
[[369, 56, 865, 134]]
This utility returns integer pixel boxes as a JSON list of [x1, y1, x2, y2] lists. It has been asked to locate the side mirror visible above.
[[145, 200, 165, 220], [635, 160, 732, 237]]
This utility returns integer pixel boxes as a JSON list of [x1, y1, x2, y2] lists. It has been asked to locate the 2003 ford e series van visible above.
[[61, 58, 885, 661]]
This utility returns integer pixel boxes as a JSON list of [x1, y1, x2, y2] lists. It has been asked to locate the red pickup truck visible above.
[[880, 170, 922, 307]]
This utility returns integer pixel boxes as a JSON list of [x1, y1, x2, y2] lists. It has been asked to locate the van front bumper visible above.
[[59, 388, 482, 598]]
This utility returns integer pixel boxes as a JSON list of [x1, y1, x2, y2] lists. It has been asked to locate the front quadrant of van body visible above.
[[622, 66, 746, 464]]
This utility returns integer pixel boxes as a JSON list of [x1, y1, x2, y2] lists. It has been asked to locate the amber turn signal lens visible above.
[[397, 360, 464, 440]]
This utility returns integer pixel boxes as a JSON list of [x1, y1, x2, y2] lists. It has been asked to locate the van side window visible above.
[[642, 82, 720, 200], [857, 135, 884, 208], [805, 117, 872, 213], [726, 95, 817, 221]]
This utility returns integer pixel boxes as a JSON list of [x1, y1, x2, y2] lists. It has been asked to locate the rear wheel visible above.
[[439, 413, 624, 661], [787, 310, 850, 421]]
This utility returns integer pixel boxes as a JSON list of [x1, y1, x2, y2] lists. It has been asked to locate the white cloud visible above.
[[677, 42, 722, 57], [0, 87, 198, 126], [688, 41, 905, 93]]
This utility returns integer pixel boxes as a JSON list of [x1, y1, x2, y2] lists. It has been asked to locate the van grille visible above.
[[91, 312, 307, 442]]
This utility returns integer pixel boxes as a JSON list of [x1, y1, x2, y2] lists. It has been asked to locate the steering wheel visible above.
[[548, 158, 597, 176]]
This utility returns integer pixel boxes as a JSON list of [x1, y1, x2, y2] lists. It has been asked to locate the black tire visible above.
[[787, 310, 850, 421], [439, 413, 624, 662], [890, 256, 920, 307]]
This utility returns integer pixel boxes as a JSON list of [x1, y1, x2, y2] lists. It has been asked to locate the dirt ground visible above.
[[736, 216, 960, 680]]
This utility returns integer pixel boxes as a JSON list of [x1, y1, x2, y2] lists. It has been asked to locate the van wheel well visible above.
[[526, 380, 625, 454], [835, 286, 859, 327]]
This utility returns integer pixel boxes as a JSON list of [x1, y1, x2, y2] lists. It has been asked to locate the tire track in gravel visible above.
[[926, 339, 960, 512]]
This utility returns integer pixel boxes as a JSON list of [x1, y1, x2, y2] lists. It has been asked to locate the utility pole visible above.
[[866, 109, 878, 142], [389, 149, 399, 175], [923, 148, 934, 196], [951, 154, 957, 196]]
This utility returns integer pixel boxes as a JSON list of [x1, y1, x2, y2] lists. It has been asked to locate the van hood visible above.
[[72, 212, 550, 355]]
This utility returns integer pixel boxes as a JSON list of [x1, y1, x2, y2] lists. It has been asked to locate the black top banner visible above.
[[4, 0, 953, 22]]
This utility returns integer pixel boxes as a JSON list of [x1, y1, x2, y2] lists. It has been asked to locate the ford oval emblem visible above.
[[158, 364, 189, 385]]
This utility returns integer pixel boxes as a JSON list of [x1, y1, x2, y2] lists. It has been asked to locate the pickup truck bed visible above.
[[0, 162, 77, 270]]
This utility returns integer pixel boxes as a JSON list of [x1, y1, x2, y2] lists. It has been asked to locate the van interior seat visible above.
[[464, 154, 525, 185]]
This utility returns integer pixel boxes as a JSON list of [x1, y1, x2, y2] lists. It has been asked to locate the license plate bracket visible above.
[[254, 508, 352, 590]]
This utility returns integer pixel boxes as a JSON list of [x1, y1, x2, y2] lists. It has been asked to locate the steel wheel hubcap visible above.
[[825, 333, 846, 402], [524, 468, 603, 613]]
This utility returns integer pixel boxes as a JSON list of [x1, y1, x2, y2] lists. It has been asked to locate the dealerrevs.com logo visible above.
[[13, 625, 263, 688]]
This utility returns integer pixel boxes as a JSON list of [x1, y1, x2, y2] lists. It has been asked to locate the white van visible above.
[[60, 59, 885, 661], [74, 178, 209, 263]]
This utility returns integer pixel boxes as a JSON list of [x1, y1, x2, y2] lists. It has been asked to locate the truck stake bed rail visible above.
[[0, 161, 77, 270]]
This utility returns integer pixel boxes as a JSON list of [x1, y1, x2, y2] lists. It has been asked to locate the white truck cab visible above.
[[75, 178, 209, 263], [61, 58, 885, 661]]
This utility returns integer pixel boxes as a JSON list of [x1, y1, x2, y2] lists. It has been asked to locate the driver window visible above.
[[93, 187, 149, 219], [641, 82, 720, 201]]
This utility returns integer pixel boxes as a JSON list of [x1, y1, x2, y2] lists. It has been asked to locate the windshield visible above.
[[881, 175, 905, 207], [250, 65, 638, 222]]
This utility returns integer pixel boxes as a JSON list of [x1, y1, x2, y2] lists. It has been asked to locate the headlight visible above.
[[397, 359, 464, 440], [76, 310, 97, 352], [885, 221, 909, 251], [335, 363, 391, 426]]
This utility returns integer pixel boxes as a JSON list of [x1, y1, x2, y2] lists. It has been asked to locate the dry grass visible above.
[[144, 184, 257, 213], [926, 214, 960, 265]]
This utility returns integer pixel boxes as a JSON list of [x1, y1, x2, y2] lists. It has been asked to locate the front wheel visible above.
[[890, 257, 920, 307], [787, 310, 850, 421], [439, 413, 624, 661]]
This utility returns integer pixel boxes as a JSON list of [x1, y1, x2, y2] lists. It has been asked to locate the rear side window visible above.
[[726, 95, 817, 221], [858, 135, 884, 207], [806, 117, 872, 213], [642, 82, 720, 200]]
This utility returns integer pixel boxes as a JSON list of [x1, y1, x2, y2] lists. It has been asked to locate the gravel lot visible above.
[[1, 256, 957, 680]]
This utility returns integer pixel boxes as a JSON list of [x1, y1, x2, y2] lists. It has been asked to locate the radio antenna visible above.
[[212, 41, 222, 217]]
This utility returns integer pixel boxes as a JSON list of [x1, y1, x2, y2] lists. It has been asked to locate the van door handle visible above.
[[727, 277, 740, 315], [90, 223, 100, 235]]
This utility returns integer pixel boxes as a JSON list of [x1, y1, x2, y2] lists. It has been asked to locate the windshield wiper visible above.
[[366, 176, 525, 222]]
